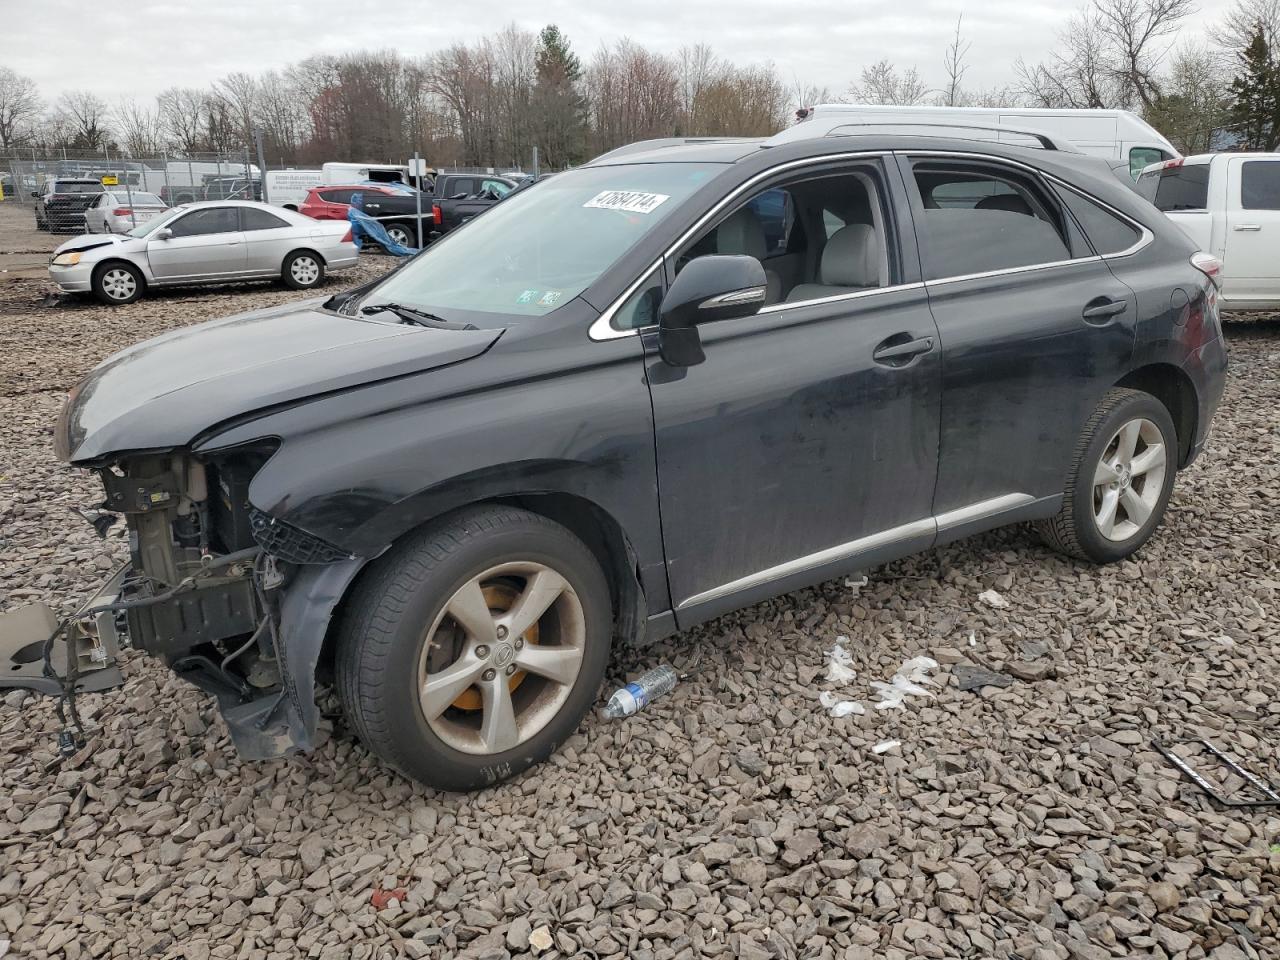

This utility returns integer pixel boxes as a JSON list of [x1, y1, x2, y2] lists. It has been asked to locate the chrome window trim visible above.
[[924, 255, 1103, 288], [676, 492, 1034, 610], [588, 150, 889, 341], [757, 281, 925, 314]]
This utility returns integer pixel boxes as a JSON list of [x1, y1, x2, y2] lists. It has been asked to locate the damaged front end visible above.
[[0, 444, 364, 760]]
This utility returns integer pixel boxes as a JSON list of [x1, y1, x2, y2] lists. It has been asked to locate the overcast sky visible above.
[[1, 0, 1237, 105]]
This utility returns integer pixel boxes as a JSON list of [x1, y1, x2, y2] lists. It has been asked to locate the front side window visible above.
[[676, 165, 889, 308], [912, 161, 1072, 280], [1137, 162, 1210, 212], [1241, 160, 1280, 210], [166, 207, 240, 238], [613, 266, 664, 330], [240, 208, 289, 231], [364, 162, 720, 320], [1129, 147, 1171, 181]]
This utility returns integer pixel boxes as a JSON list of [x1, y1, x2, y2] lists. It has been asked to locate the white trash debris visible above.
[[871, 656, 939, 710], [825, 641, 858, 684], [979, 588, 1010, 609], [872, 740, 901, 754], [819, 690, 865, 718], [845, 575, 869, 591], [968, 630, 977, 647]]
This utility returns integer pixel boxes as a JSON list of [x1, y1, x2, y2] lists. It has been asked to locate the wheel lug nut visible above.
[[496, 625, 508, 639], [475, 645, 490, 659], [515, 638, 524, 650], [505, 665, 516, 676], [482, 668, 496, 682]]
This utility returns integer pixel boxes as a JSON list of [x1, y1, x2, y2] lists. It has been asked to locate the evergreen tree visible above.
[[1230, 24, 1280, 148], [533, 25, 586, 167]]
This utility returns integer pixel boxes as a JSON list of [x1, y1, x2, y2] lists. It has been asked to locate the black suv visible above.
[[33, 178, 104, 232], [3, 127, 1226, 791]]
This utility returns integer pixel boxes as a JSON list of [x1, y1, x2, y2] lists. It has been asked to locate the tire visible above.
[[91, 261, 145, 306], [34, 214, 47, 231], [282, 250, 324, 289], [384, 222, 414, 248], [336, 506, 613, 791], [1036, 388, 1178, 564]]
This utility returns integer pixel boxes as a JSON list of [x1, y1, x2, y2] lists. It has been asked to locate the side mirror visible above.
[[658, 255, 767, 367], [154, 228, 173, 240], [30, 190, 41, 199]]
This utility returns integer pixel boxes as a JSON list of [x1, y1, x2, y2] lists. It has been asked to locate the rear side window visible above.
[[1056, 188, 1143, 255], [1241, 161, 1280, 210], [912, 161, 1072, 280], [240, 208, 289, 231], [168, 207, 240, 238], [321, 189, 355, 204], [1141, 163, 1210, 211]]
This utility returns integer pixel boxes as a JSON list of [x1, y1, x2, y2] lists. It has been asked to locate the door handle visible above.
[[872, 335, 934, 365], [1233, 223, 1262, 231], [1081, 297, 1127, 322], [225, 239, 242, 245]]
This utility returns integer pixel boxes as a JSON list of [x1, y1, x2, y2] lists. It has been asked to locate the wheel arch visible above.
[[91, 257, 148, 292], [1115, 364, 1198, 467], [283, 246, 327, 268]]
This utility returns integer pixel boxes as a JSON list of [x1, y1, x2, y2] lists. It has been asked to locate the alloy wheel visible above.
[[387, 226, 412, 247], [1092, 417, 1167, 542], [101, 268, 137, 301], [290, 256, 320, 285], [416, 561, 586, 755]]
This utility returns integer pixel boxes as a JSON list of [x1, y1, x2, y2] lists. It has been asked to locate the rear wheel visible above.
[[1037, 388, 1177, 563], [384, 222, 414, 248], [282, 250, 324, 289], [91, 262, 144, 305], [336, 506, 612, 791]]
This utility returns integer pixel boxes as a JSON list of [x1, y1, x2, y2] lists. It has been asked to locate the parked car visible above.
[[83, 190, 169, 234], [430, 173, 517, 238], [300, 184, 432, 248], [1137, 153, 1280, 310], [5, 127, 1225, 791], [47, 201, 357, 305], [203, 175, 261, 201], [33, 178, 105, 233], [796, 104, 1179, 182]]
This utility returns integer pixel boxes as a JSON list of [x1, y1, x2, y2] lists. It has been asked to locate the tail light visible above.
[[432, 204, 442, 225], [1191, 251, 1221, 287], [341, 227, 353, 243], [112, 208, 132, 216]]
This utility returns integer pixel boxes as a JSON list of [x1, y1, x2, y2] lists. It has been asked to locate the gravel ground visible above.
[[1, 237, 1278, 960]]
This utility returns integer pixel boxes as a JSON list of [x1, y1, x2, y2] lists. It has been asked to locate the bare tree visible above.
[[1220, 0, 1280, 50], [54, 90, 112, 150], [939, 15, 972, 106], [213, 71, 258, 146], [157, 87, 208, 154], [848, 59, 928, 105], [1144, 42, 1232, 150], [114, 99, 165, 156], [1094, 0, 1196, 110], [0, 66, 41, 150]]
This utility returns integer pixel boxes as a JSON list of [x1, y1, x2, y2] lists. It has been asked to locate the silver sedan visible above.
[[49, 201, 359, 305], [84, 190, 169, 234]]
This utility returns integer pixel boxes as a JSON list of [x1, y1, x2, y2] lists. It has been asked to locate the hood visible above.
[[58, 300, 503, 463], [54, 234, 141, 258]]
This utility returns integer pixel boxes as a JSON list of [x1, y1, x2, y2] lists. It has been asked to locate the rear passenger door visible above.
[[902, 155, 1137, 533], [1223, 156, 1280, 307]]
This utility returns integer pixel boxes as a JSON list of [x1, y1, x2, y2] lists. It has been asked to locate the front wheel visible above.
[[1037, 388, 1177, 564], [282, 250, 324, 289], [336, 506, 613, 791], [91, 262, 145, 305]]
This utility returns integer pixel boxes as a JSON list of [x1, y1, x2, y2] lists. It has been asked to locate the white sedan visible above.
[[49, 201, 359, 305], [84, 190, 169, 234]]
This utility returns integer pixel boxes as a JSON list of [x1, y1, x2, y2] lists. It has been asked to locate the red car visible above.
[[299, 185, 399, 221]]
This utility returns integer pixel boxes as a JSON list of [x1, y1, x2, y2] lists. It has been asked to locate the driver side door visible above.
[[147, 206, 247, 281]]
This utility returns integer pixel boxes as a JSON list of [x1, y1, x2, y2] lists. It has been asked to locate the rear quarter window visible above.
[[1056, 188, 1144, 255]]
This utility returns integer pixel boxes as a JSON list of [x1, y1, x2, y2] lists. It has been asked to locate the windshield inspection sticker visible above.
[[583, 190, 670, 214], [537, 290, 563, 307], [516, 289, 539, 304]]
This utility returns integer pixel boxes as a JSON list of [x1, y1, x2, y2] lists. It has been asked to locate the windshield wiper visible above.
[[360, 302, 477, 330]]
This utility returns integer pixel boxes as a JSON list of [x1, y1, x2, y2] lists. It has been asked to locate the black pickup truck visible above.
[[429, 174, 517, 239], [33, 178, 105, 233]]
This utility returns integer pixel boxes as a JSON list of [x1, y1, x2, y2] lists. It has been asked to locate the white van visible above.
[[264, 169, 323, 210], [320, 162, 410, 187], [794, 104, 1179, 181], [1138, 153, 1280, 311]]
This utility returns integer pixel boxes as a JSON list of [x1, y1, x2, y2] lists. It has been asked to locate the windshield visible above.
[[365, 162, 721, 319], [127, 206, 187, 238], [52, 182, 102, 194]]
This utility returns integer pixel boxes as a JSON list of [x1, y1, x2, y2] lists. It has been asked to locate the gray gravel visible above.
[[1, 199, 1278, 959]]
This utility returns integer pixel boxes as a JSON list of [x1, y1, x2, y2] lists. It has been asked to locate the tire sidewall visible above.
[[1070, 393, 1177, 563], [283, 251, 323, 289], [352, 519, 612, 791]]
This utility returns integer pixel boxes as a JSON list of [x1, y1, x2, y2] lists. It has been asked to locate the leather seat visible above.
[[715, 208, 782, 304], [785, 223, 882, 302]]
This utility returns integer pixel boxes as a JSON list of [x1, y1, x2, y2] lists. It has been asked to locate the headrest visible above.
[[716, 207, 767, 259], [822, 223, 880, 287]]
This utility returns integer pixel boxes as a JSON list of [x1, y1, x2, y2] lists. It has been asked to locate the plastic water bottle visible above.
[[602, 665, 680, 719]]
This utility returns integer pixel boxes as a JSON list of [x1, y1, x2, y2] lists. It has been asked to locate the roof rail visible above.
[[590, 137, 759, 164], [763, 119, 1082, 154]]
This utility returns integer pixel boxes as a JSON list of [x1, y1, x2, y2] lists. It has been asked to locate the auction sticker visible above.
[[583, 191, 670, 214]]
